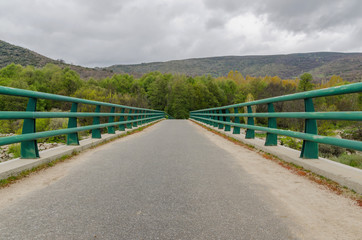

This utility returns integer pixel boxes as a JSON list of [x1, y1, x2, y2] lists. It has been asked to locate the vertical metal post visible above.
[[218, 109, 224, 129], [108, 107, 115, 134], [208, 111, 213, 126], [245, 105, 255, 139], [133, 110, 138, 127], [67, 102, 79, 145], [300, 98, 318, 159], [265, 103, 277, 146], [140, 110, 144, 125], [213, 110, 218, 127], [119, 108, 125, 131], [92, 105, 101, 138], [224, 109, 231, 131], [127, 109, 133, 129], [20, 98, 39, 159], [143, 111, 148, 124], [233, 107, 240, 134]]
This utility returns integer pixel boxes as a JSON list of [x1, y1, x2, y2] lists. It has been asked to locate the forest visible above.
[[0, 63, 361, 166]]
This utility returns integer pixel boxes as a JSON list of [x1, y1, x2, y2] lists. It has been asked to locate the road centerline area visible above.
[[0, 120, 360, 239]]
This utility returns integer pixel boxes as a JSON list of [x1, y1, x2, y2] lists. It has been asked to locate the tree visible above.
[[148, 75, 170, 110], [298, 73, 314, 91], [167, 77, 190, 119]]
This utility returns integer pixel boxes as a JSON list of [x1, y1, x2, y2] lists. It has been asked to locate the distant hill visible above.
[[108, 53, 362, 82], [0, 40, 113, 79], [2, 39, 362, 81]]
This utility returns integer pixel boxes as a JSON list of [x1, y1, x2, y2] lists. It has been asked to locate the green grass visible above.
[[255, 132, 266, 138], [331, 154, 362, 169]]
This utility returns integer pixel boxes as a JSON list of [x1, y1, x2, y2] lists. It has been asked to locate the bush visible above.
[[331, 154, 362, 169], [8, 143, 21, 158], [319, 144, 345, 158], [280, 136, 302, 150]]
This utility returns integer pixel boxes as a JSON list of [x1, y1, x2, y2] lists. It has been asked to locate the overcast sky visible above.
[[1, 0, 362, 67]]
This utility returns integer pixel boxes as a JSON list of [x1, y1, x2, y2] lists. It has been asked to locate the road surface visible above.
[[0, 120, 360, 239]]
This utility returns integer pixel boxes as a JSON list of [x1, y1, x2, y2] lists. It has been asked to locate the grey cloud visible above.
[[205, 17, 228, 30], [203, 0, 362, 33], [0, 0, 361, 67]]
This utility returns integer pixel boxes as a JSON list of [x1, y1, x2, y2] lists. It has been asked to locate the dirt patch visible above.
[[191, 121, 362, 240]]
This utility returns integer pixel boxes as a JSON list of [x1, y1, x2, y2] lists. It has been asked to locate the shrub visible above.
[[331, 154, 362, 169], [280, 136, 302, 150], [319, 144, 345, 158], [8, 143, 21, 158]]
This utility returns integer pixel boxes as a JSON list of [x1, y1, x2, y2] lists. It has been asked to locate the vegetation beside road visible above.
[[0, 63, 360, 164]]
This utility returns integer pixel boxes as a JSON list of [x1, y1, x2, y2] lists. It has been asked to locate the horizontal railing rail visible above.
[[0, 87, 162, 112], [192, 82, 362, 112], [0, 86, 167, 159], [190, 82, 362, 159]]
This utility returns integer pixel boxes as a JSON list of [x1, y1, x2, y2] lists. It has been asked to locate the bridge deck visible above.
[[0, 120, 361, 239]]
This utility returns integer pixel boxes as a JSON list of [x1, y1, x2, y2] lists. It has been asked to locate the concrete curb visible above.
[[0, 122, 159, 181], [191, 120, 362, 195]]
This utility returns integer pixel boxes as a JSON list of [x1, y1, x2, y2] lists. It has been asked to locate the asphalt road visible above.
[[0, 120, 298, 239]]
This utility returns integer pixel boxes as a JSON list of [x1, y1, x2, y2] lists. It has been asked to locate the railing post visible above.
[[206, 111, 210, 125], [300, 98, 319, 159], [213, 110, 218, 127], [224, 109, 231, 131], [200, 111, 205, 124], [140, 110, 144, 125], [133, 110, 138, 127], [20, 97, 39, 159], [66, 102, 79, 145], [218, 109, 224, 129], [127, 109, 133, 129], [203, 111, 208, 125], [143, 111, 148, 124], [92, 105, 101, 138], [119, 108, 125, 131], [245, 105, 255, 139], [108, 107, 116, 134], [146, 111, 150, 124], [265, 103, 277, 146], [233, 107, 241, 134]]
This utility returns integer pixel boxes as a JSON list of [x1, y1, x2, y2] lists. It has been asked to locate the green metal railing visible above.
[[0, 86, 167, 159], [190, 82, 362, 159]]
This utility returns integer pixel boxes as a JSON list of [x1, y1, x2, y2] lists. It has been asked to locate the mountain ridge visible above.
[[0, 40, 114, 79], [1, 39, 362, 81], [108, 52, 362, 81]]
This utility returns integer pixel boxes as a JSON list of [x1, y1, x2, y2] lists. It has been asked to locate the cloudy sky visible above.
[[1, 0, 361, 67]]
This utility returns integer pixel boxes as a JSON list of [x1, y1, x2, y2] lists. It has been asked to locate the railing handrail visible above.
[[0, 86, 163, 113], [190, 82, 362, 112], [0, 86, 167, 159], [0, 111, 163, 119], [193, 112, 362, 121], [0, 116, 162, 146], [191, 115, 362, 151], [189, 82, 362, 159]]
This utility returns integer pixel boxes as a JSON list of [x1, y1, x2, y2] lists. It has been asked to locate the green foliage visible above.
[[167, 76, 190, 119], [8, 143, 21, 158], [0, 63, 359, 159], [280, 136, 302, 150], [331, 154, 362, 169], [319, 144, 345, 159], [298, 73, 314, 91]]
